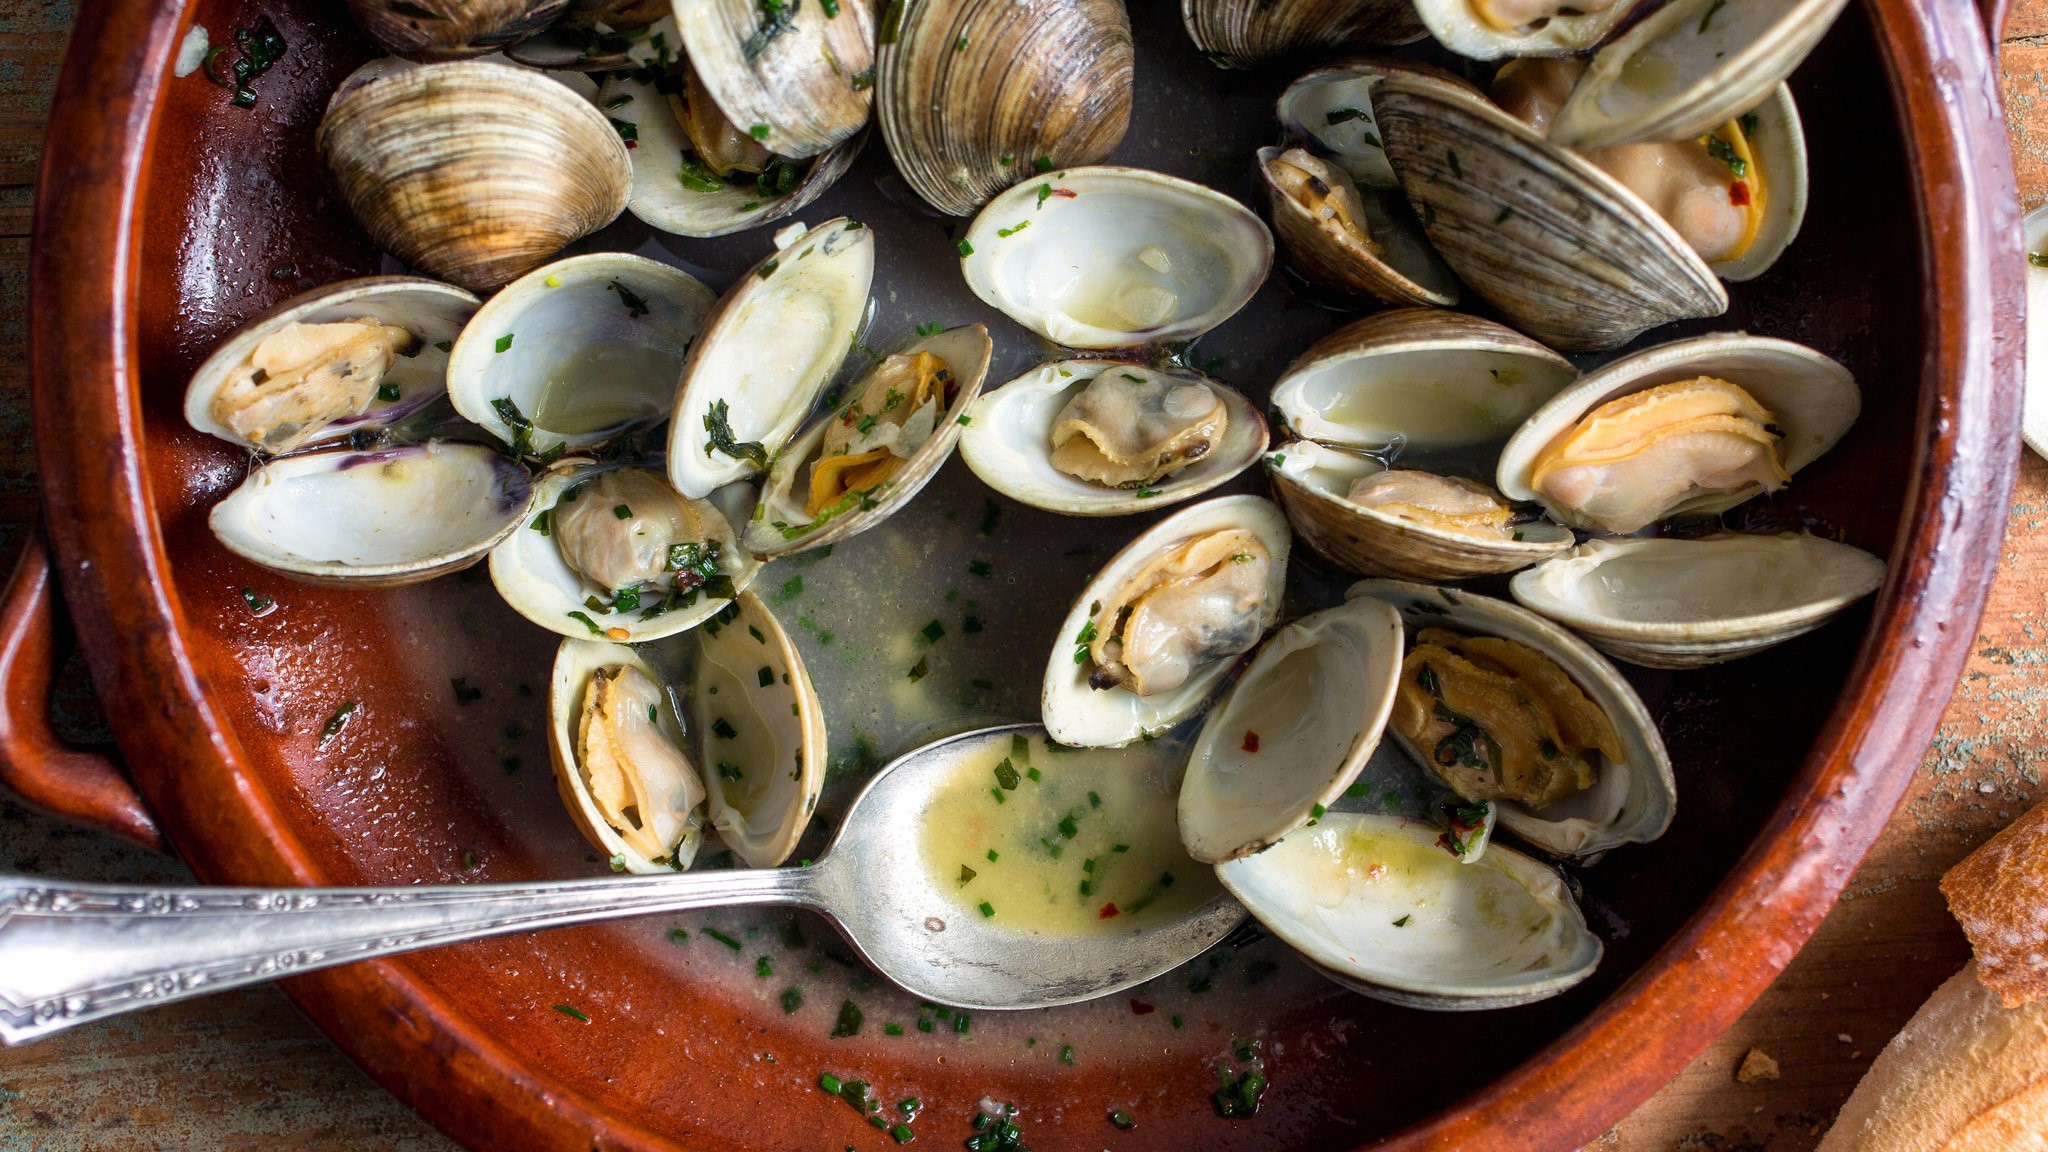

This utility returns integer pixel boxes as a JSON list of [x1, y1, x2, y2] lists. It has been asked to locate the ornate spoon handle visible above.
[[0, 867, 820, 1045]]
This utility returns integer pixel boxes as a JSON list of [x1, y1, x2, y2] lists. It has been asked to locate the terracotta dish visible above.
[[9, 0, 2022, 1147]]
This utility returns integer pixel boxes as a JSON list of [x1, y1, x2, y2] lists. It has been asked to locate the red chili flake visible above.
[[1241, 730, 1260, 753], [1128, 998, 1156, 1016], [1049, 187, 1078, 199], [1097, 902, 1120, 920], [626, 141, 638, 150], [1728, 181, 1751, 207]]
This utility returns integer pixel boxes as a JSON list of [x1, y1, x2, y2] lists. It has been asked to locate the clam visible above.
[[1408, 0, 1641, 61], [317, 59, 632, 291], [673, 0, 874, 161], [490, 461, 763, 641], [447, 253, 715, 456], [667, 218, 874, 499], [343, 0, 568, 62], [2027, 205, 2048, 459], [1042, 495, 1290, 748], [960, 168, 1272, 350], [184, 277, 478, 455], [1510, 533, 1887, 668], [1266, 309, 1578, 582], [1178, 595, 1405, 862], [1215, 813, 1602, 1009], [959, 360, 1268, 517], [742, 324, 993, 557], [548, 591, 824, 872], [209, 442, 536, 587], [1351, 579, 1676, 861], [1495, 332, 1859, 534], [1181, 0, 1424, 70], [877, 0, 1132, 216], [504, 0, 670, 69]]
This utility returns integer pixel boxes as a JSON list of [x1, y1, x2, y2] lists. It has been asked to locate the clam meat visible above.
[[807, 349, 955, 518], [1391, 627, 1624, 811], [209, 317, 420, 454], [1345, 471, 1517, 540], [1470, 0, 1617, 30], [549, 467, 722, 599], [1087, 528, 1273, 696], [1049, 370, 1228, 489], [577, 664, 706, 866], [1527, 376, 1788, 535], [1263, 148, 1380, 259]]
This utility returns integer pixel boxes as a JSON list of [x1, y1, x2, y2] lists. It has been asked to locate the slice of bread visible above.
[[1942, 799, 2048, 1007]]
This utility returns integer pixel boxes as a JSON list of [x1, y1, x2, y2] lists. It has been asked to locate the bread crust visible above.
[[1941, 799, 2048, 1008]]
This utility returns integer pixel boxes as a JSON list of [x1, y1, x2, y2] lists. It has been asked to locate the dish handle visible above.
[[0, 527, 164, 852]]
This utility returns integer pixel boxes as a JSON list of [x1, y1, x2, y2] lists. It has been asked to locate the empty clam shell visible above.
[[317, 59, 632, 291], [184, 277, 478, 456], [878, 0, 1133, 216], [210, 441, 536, 588], [960, 360, 1268, 517], [1181, 0, 1424, 70], [1409, 0, 1643, 61], [1510, 533, 1887, 668], [675, 0, 874, 160], [1350, 579, 1677, 861], [1179, 596, 1405, 863], [448, 253, 715, 455], [1216, 813, 1603, 1009], [743, 324, 993, 558], [960, 167, 1272, 350]]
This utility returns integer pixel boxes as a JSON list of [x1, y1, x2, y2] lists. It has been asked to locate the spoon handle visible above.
[[0, 867, 820, 1046]]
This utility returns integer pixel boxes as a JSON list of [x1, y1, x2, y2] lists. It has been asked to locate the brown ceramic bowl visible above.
[[9, 0, 2022, 1147]]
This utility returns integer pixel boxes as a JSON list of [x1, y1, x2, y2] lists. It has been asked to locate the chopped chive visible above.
[[955, 238, 974, 256], [552, 1004, 589, 1022], [978, 901, 995, 918], [885, 1022, 904, 1035], [819, 1073, 842, 1094], [705, 927, 742, 951], [494, 333, 513, 353], [1059, 1044, 1075, 1065], [921, 619, 946, 642], [986, 848, 998, 862], [757, 956, 774, 978], [780, 986, 804, 1012], [832, 999, 864, 1037]]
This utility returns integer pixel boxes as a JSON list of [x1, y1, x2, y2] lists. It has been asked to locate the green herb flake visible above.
[[921, 619, 946, 643], [607, 279, 651, 317], [316, 701, 357, 748], [1394, 914, 1412, 927], [996, 220, 1031, 238], [1494, 206, 1515, 225], [1059, 1044, 1076, 1065], [1109, 1110, 1136, 1130], [1033, 156, 1053, 172], [703, 397, 769, 467], [494, 333, 513, 353], [955, 238, 974, 257], [832, 999, 864, 1037], [749, 123, 771, 141], [1704, 133, 1748, 177], [239, 587, 274, 614], [551, 1003, 590, 1023], [756, 257, 780, 279], [779, 985, 804, 1013], [978, 900, 995, 918]]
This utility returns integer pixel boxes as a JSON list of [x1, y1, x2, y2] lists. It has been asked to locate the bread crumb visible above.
[[1736, 1047, 1780, 1084], [1838, 1032, 1854, 1043]]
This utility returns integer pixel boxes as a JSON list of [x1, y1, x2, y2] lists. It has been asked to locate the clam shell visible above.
[[1350, 578, 1677, 861], [877, 0, 1133, 216], [1254, 146, 1459, 308], [343, 0, 568, 62], [743, 324, 993, 557], [2026, 204, 2048, 459], [1495, 331, 1860, 528], [1179, 596, 1405, 863], [489, 461, 764, 641], [1549, 0, 1852, 149], [317, 60, 632, 291], [960, 167, 1272, 350], [1041, 495, 1291, 748], [1276, 57, 1477, 190], [598, 72, 865, 238], [209, 441, 536, 588], [1180, 0, 1424, 70], [1510, 533, 1887, 668], [448, 253, 715, 454], [184, 277, 479, 455], [1709, 84, 1809, 284], [666, 218, 875, 498], [1268, 441, 1575, 581], [959, 360, 1268, 517], [1372, 69, 1727, 352], [675, 0, 874, 160], [1216, 813, 1602, 1009], [1408, 0, 1643, 61]]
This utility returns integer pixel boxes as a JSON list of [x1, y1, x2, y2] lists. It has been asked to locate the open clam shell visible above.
[[316, 59, 632, 292], [1550, 0, 1851, 150], [1350, 579, 1676, 861], [2026, 205, 2048, 459], [1510, 533, 1886, 668], [1181, 0, 1424, 70], [1042, 495, 1291, 748], [959, 167, 1272, 350], [490, 461, 763, 641], [1254, 145, 1460, 308], [1706, 84, 1810, 284], [448, 253, 714, 455], [209, 441, 536, 588], [742, 324, 993, 557], [1374, 69, 1730, 352], [959, 360, 1268, 517], [673, 0, 874, 160], [184, 277, 479, 455], [666, 218, 874, 498], [597, 72, 866, 238], [548, 592, 825, 872], [878, 0, 1133, 216], [1179, 596, 1404, 863], [1495, 331, 1859, 530], [1216, 813, 1602, 1009], [1409, 0, 1642, 61], [343, 0, 568, 62]]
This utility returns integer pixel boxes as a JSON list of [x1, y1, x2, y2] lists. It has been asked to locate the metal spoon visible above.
[[0, 724, 1243, 1046]]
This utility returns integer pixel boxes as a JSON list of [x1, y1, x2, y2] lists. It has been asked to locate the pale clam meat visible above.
[[576, 663, 706, 867], [960, 361, 1268, 516], [207, 319, 419, 455], [1510, 533, 1887, 668], [1215, 813, 1603, 1009], [1043, 495, 1290, 747], [1346, 471, 1516, 538]]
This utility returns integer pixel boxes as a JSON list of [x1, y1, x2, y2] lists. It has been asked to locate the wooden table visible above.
[[0, 5, 2042, 1149]]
